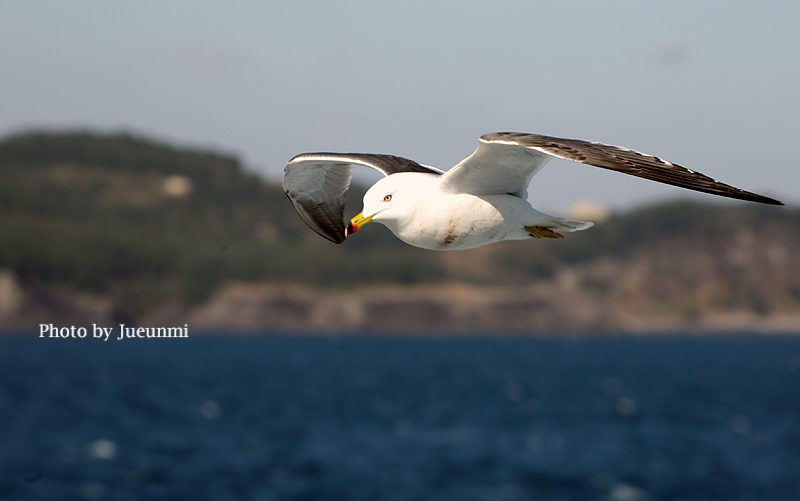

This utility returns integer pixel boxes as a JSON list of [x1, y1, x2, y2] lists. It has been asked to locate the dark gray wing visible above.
[[282, 153, 443, 243], [472, 132, 783, 205]]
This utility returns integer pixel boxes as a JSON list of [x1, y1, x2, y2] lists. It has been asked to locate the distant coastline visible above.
[[1, 131, 797, 334], [2, 278, 799, 335]]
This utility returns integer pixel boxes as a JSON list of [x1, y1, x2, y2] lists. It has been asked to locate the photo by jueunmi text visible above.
[[38, 324, 189, 341]]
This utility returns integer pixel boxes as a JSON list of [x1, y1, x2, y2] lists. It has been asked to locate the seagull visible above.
[[282, 132, 782, 251]]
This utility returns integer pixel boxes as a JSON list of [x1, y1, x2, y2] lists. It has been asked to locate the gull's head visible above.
[[345, 173, 434, 237]]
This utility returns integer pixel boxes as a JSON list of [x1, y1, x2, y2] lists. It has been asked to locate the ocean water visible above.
[[1, 334, 800, 500]]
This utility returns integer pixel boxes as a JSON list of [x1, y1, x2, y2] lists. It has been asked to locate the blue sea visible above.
[[1, 334, 800, 500]]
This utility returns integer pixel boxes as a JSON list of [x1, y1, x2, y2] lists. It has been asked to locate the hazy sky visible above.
[[1, 1, 798, 212]]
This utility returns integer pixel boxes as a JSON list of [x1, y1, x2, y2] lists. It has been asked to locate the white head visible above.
[[345, 172, 436, 237]]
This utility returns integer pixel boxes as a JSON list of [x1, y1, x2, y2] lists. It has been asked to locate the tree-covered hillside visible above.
[[0, 131, 446, 319]]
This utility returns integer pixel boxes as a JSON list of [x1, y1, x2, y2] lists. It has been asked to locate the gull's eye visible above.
[[383, 194, 393, 202]]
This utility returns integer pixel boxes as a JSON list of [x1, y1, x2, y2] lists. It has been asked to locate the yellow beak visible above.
[[345, 212, 374, 237]]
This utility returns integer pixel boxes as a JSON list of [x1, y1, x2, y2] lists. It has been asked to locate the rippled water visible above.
[[1, 334, 799, 500]]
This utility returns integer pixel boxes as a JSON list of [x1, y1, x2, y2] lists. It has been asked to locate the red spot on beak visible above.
[[345, 222, 356, 237]]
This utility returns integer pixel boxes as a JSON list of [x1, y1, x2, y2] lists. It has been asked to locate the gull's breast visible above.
[[395, 193, 527, 251]]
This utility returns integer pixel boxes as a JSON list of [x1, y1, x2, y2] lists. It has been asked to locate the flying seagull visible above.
[[282, 132, 782, 251]]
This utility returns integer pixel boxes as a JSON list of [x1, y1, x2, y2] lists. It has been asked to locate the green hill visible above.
[[0, 131, 446, 320], [0, 131, 796, 326]]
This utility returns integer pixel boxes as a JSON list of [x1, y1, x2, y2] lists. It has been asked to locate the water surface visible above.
[[1, 334, 799, 500]]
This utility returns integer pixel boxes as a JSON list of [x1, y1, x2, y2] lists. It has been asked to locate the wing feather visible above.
[[477, 132, 783, 205], [282, 153, 442, 243], [438, 139, 552, 197]]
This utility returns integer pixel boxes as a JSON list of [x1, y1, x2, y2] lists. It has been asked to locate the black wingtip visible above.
[[749, 194, 784, 206]]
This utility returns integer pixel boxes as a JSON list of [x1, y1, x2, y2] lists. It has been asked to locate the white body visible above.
[[364, 173, 591, 250]]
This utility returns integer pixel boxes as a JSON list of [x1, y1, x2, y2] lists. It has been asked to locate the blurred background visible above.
[[1, 1, 799, 499]]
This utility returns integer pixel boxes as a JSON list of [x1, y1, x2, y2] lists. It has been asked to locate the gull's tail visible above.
[[547, 217, 594, 232], [531, 212, 594, 233]]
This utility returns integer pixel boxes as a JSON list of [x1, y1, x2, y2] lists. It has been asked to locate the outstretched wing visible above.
[[283, 153, 443, 243], [438, 135, 553, 197], [442, 132, 783, 205]]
